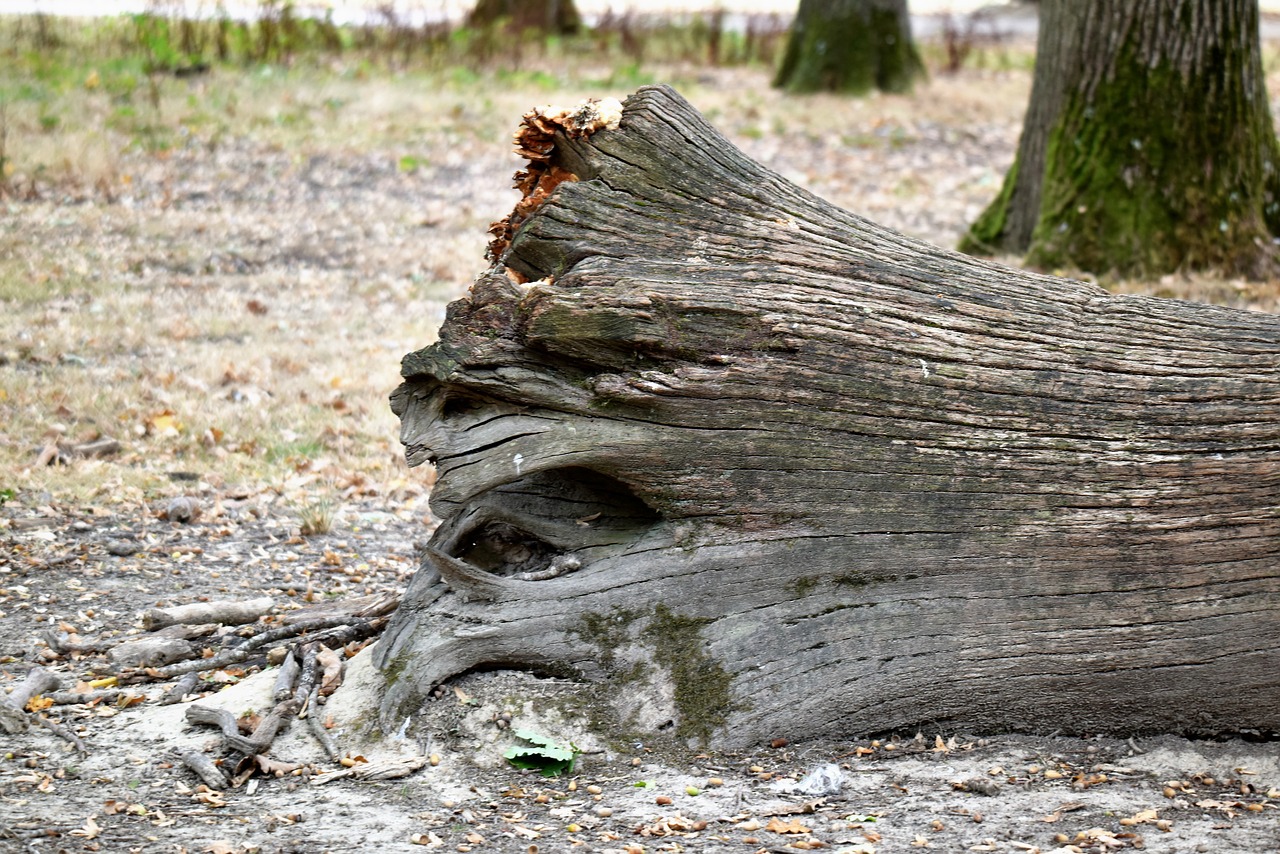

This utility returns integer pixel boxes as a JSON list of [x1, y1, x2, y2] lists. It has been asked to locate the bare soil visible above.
[[2, 64, 1278, 853]]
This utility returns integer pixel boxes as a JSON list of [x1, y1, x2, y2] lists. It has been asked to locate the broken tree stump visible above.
[[376, 85, 1280, 747]]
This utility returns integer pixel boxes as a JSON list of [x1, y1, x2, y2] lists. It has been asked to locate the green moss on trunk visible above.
[[1029, 49, 1278, 277], [642, 605, 734, 744], [467, 0, 582, 34], [961, 0, 1280, 279], [575, 605, 735, 745], [774, 0, 924, 95], [958, 152, 1020, 256]]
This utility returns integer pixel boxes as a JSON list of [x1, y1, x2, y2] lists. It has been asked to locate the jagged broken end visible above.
[[484, 95, 625, 271]]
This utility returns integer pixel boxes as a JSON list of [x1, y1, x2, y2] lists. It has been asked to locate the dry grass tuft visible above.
[[2, 23, 1277, 525]]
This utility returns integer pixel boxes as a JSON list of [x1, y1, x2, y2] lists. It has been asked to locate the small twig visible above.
[[45, 689, 124, 706], [273, 650, 301, 701], [121, 648, 251, 683], [128, 616, 357, 681], [310, 755, 428, 786], [185, 698, 300, 756], [159, 672, 201, 705], [32, 714, 87, 753], [180, 748, 230, 790], [0, 666, 62, 734], [142, 597, 275, 631], [231, 615, 368, 649], [302, 617, 384, 649], [306, 685, 341, 762]]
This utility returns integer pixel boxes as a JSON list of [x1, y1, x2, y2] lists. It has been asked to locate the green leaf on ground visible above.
[[503, 728, 578, 777]]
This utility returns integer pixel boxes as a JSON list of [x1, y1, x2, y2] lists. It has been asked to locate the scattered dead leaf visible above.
[[69, 815, 101, 839], [25, 694, 54, 712], [193, 790, 228, 808], [766, 817, 811, 835], [635, 814, 705, 838]]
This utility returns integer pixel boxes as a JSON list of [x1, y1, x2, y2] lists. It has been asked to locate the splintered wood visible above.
[[486, 97, 622, 265]]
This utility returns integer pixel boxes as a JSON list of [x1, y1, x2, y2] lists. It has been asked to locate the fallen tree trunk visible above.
[[377, 85, 1280, 747]]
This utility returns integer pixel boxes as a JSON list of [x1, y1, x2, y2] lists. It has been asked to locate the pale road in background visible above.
[[3, 0, 1000, 15], [11, 0, 1280, 37], [13, 0, 1280, 14]]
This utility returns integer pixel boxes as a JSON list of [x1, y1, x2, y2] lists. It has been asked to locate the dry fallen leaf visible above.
[[147, 410, 183, 437], [203, 842, 243, 854], [316, 646, 344, 694], [1119, 808, 1159, 826], [70, 816, 101, 839], [410, 831, 444, 847], [635, 814, 704, 837], [193, 790, 228, 808], [766, 817, 812, 834], [25, 694, 54, 712]]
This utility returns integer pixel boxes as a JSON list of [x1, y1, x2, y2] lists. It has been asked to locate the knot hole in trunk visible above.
[[435, 467, 663, 583]]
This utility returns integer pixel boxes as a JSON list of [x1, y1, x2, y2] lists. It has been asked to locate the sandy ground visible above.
[[3, 653, 1279, 853]]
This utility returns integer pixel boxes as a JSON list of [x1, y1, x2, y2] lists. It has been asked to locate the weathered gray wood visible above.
[[180, 748, 231, 790], [377, 85, 1280, 748], [0, 666, 62, 734], [108, 637, 197, 669], [186, 699, 299, 756], [142, 597, 275, 630]]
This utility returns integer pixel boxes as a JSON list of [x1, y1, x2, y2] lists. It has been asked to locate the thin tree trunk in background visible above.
[[467, 0, 582, 34], [775, 0, 925, 94], [962, 0, 1280, 278]]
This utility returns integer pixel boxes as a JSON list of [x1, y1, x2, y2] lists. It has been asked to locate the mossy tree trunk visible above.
[[774, 0, 925, 94], [375, 87, 1280, 749], [961, 0, 1280, 278], [467, 0, 582, 34]]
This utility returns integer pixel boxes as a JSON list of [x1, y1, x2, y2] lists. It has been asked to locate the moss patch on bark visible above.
[[959, 152, 1021, 257], [642, 605, 735, 745], [575, 605, 735, 745], [1028, 56, 1279, 277], [962, 0, 1280, 278]]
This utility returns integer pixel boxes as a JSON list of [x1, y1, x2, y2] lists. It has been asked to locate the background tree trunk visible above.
[[961, 0, 1280, 278], [376, 87, 1280, 749], [774, 0, 925, 94], [467, 0, 582, 34]]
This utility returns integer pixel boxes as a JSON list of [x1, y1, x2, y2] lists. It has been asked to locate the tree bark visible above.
[[377, 86, 1280, 748], [467, 0, 582, 35], [775, 0, 925, 94], [961, 0, 1280, 278]]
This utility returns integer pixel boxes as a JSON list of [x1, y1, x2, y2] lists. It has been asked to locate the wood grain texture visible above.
[[377, 85, 1280, 747]]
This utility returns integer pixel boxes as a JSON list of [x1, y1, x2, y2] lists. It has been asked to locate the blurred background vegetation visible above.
[[0, 1, 1042, 193]]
